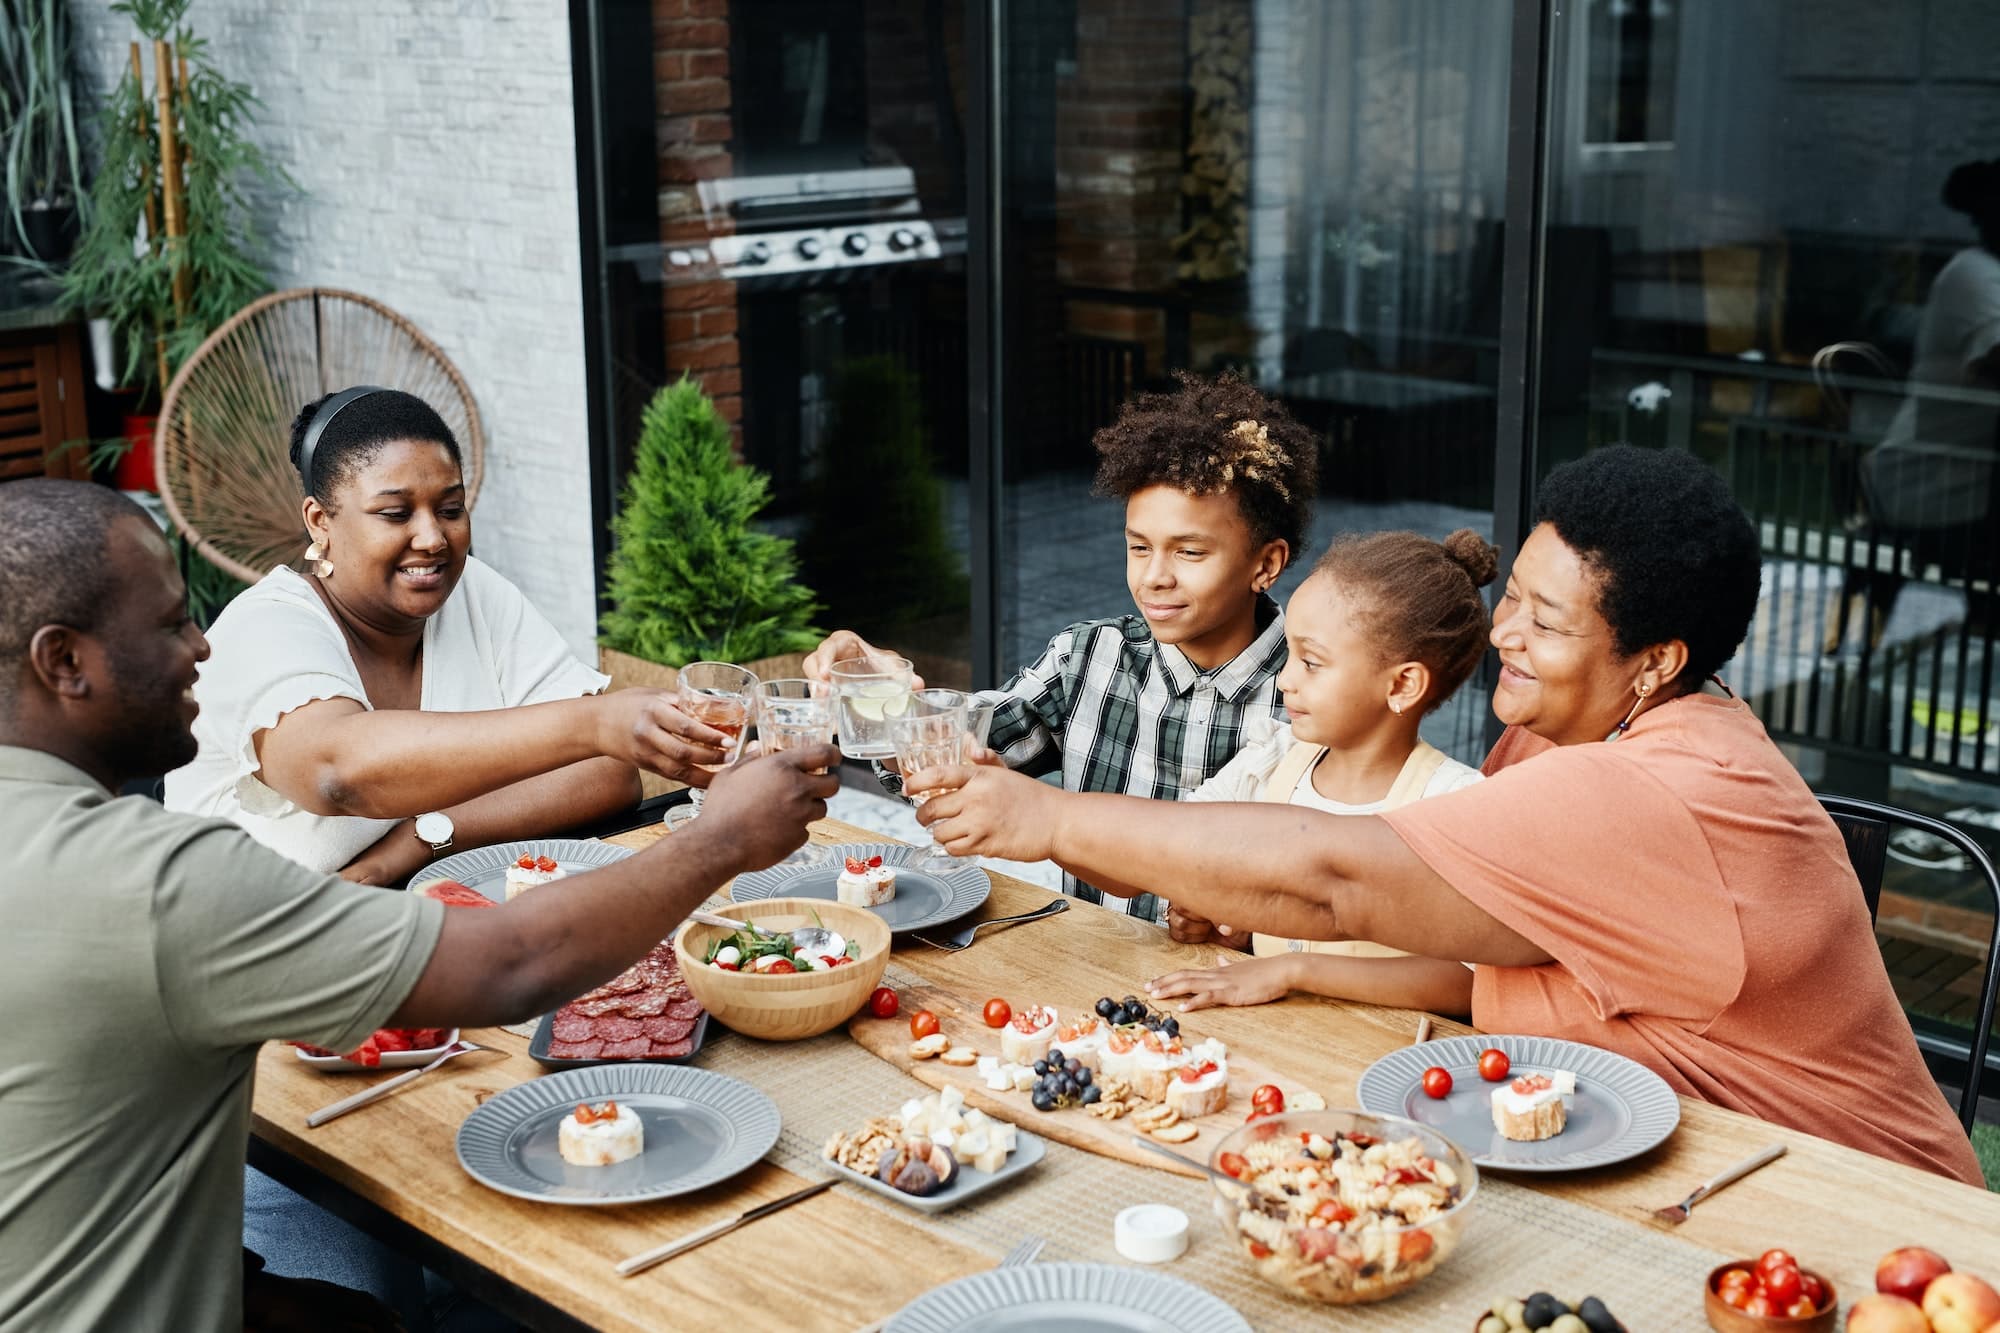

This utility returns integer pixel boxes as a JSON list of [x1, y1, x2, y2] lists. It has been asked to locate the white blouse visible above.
[[1182, 715, 1483, 811], [164, 557, 609, 873]]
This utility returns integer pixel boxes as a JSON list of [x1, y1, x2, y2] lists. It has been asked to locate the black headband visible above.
[[296, 385, 388, 492]]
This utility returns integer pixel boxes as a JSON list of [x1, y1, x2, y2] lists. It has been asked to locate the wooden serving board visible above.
[[846, 974, 1322, 1180]]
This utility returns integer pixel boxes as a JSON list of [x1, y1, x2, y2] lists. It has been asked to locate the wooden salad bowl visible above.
[[674, 897, 892, 1040]]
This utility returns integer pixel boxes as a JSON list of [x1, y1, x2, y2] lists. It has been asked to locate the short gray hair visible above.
[[0, 480, 151, 704]]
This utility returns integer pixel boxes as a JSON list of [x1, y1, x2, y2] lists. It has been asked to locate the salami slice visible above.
[[665, 997, 705, 1021], [618, 992, 670, 1018], [549, 1014, 595, 1042], [649, 1036, 694, 1058], [601, 967, 646, 994], [570, 996, 627, 1018], [595, 1016, 644, 1041], [599, 1037, 652, 1059], [639, 1014, 695, 1042], [546, 1038, 605, 1059]]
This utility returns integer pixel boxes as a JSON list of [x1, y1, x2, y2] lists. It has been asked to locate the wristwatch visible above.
[[414, 811, 455, 852]]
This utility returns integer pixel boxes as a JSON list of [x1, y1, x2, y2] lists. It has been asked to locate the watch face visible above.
[[415, 812, 452, 844]]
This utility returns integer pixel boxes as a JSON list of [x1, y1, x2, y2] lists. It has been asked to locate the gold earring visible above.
[[1608, 684, 1650, 742], [304, 540, 334, 579]]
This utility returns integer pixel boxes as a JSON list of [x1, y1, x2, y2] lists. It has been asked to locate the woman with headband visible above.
[[165, 386, 730, 885]]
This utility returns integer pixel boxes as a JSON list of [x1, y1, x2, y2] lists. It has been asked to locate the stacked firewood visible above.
[[1176, 1, 1251, 283]]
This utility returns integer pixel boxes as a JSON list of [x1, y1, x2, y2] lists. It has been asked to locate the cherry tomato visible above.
[[826, 955, 854, 967], [1798, 1273, 1825, 1308], [1755, 1249, 1796, 1279], [982, 998, 1012, 1028], [1397, 1230, 1435, 1263], [765, 958, 797, 974], [1311, 1199, 1353, 1225], [715, 961, 740, 971], [1717, 1268, 1754, 1297], [1721, 1282, 1753, 1311], [1761, 1264, 1801, 1306], [909, 1009, 940, 1040], [1250, 1084, 1285, 1114], [868, 986, 899, 1020], [1217, 1151, 1249, 1180], [1785, 1297, 1817, 1319], [1421, 1066, 1453, 1098], [1742, 1293, 1774, 1318], [1477, 1048, 1511, 1081], [1247, 1242, 1272, 1260]]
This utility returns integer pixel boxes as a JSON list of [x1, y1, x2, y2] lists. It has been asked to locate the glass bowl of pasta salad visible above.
[[1208, 1108, 1479, 1305]]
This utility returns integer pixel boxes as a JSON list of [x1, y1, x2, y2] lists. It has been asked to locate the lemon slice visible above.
[[847, 687, 911, 721]]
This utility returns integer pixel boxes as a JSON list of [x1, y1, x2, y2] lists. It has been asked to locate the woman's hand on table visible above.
[[1167, 904, 1242, 945], [596, 688, 730, 785], [908, 763, 1059, 861], [1147, 953, 1294, 1011], [693, 744, 842, 871], [800, 628, 925, 688], [338, 819, 434, 887]]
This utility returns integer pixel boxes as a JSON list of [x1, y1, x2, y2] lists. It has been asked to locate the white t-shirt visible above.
[[1866, 245, 2000, 529], [1183, 715, 1483, 808], [164, 557, 609, 873]]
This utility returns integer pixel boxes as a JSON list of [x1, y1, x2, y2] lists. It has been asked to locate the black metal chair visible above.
[[1820, 793, 2000, 1132]]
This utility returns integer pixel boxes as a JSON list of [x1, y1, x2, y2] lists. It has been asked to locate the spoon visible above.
[[687, 908, 844, 962]]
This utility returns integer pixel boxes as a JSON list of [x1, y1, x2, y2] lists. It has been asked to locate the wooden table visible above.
[[251, 819, 2000, 1331]]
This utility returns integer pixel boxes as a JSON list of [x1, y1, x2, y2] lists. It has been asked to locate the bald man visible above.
[[0, 481, 839, 1330]]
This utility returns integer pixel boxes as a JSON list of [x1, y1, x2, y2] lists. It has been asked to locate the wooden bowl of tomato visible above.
[[1704, 1252, 1836, 1333], [673, 897, 892, 1040]]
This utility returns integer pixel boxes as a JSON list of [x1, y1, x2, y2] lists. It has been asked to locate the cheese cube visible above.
[[1010, 1068, 1036, 1092], [932, 1127, 955, 1151], [977, 1056, 1000, 1076], [957, 1127, 990, 1159], [939, 1086, 966, 1113], [898, 1098, 928, 1131], [985, 1068, 1012, 1091], [992, 1123, 1018, 1152], [973, 1145, 1008, 1174]]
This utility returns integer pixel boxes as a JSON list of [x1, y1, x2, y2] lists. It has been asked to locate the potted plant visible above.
[[599, 376, 822, 694], [58, 0, 290, 489], [0, 0, 87, 265]]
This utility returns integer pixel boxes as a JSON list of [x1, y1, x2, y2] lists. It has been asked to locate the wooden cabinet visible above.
[[0, 321, 91, 484]]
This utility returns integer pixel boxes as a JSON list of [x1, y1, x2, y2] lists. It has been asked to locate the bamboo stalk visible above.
[[153, 39, 190, 318], [129, 43, 159, 248]]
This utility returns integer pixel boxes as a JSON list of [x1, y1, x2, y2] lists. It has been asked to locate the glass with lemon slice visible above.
[[829, 654, 914, 759]]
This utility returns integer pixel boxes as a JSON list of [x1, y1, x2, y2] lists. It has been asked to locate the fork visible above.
[[305, 1041, 485, 1128], [1651, 1143, 1786, 1223], [915, 900, 1069, 950]]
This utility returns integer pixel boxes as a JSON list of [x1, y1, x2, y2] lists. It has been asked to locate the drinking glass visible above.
[[829, 653, 914, 760], [890, 688, 969, 868], [677, 661, 758, 819], [758, 678, 837, 868]]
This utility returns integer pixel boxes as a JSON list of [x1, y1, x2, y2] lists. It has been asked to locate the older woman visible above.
[[165, 385, 727, 883], [912, 446, 1982, 1185]]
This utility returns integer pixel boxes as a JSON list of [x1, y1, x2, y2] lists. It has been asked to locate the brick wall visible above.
[[66, 1, 600, 656], [657, 0, 742, 430]]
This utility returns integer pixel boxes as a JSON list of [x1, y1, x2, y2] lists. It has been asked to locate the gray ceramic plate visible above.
[[417, 839, 635, 904], [1355, 1034, 1680, 1172], [730, 842, 989, 934], [886, 1263, 1250, 1333], [822, 1127, 1047, 1214], [455, 1064, 780, 1205]]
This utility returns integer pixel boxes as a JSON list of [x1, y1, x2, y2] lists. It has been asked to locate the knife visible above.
[[615, 1178, 835, 1276]]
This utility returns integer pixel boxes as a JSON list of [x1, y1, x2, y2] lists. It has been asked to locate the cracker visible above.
[[1085, 1099, 1129, 1120], [909, 1033, 952, 1060], [938, 1046, 978, 1067], [1133, 1105, 1180, 1131], [1289, 1090, 1327, 1111], [1148, 1121, 1199, 1143]]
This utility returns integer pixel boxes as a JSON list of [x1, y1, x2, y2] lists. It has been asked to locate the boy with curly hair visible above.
[[805, 371, 1319, 920]]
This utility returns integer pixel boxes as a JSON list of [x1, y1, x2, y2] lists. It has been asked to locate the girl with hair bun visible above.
[[1148, 527, 1498, 1015]]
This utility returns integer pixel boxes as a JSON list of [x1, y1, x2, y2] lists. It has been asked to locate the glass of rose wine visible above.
[[757, 678, 837, 867], [676, 661, 758, 822]]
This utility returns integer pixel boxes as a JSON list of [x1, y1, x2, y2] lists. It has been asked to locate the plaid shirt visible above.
[[886, 597, 1289, 922]]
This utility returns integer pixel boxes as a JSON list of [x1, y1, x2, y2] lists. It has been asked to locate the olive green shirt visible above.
[[0, 747, 444, 1331]]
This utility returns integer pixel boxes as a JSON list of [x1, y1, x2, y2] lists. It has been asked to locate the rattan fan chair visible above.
[[155, 288, 486, 584]]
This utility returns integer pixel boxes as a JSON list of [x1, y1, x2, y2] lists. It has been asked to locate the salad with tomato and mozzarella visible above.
[[702, 916, 862, 974]]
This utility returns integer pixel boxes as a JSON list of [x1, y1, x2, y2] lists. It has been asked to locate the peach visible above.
[[1876, 1246, 1952, 1303], [1925, 1273, 2000, 1333], [1845, 1293, 1929, 1333]]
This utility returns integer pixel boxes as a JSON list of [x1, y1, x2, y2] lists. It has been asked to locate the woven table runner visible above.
[[694, 1016, 1732, 1330]]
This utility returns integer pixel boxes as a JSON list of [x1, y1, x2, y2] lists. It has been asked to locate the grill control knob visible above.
[[796, 236, 825, 261], [842, 232, 871, 257], [741, 240, 772, 265], [888, 227, 920, 252]]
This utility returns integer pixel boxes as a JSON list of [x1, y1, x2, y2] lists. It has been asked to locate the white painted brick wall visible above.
[[68, 1, 600, 657]]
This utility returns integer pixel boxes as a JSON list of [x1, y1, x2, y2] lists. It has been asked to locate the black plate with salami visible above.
[[528, 940, 713, 1070]]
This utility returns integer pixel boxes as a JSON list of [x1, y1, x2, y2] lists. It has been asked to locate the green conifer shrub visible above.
[[600, 376, 820, 666]]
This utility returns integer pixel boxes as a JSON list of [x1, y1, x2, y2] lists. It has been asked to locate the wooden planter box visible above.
[[598, 646, 809, 797]]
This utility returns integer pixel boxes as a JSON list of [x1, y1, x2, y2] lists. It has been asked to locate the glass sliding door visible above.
[[1533, 0, 2000, 1051], [991, 0, 1516, 762]]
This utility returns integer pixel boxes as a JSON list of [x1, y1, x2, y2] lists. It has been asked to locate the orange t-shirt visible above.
[[1381, 693, 1982, 1186]]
